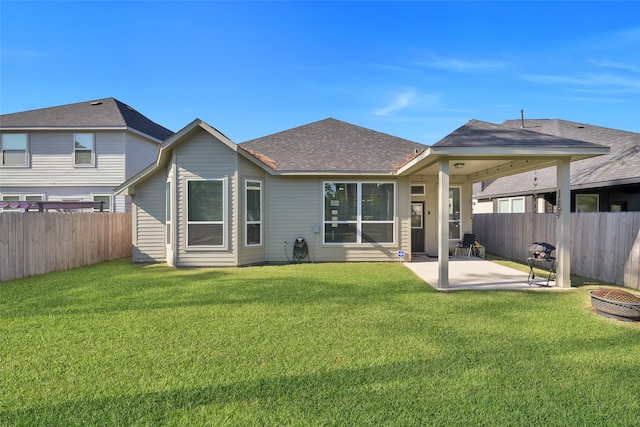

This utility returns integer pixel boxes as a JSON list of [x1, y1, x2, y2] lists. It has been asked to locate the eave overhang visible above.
[[396, 145, 610, 181]]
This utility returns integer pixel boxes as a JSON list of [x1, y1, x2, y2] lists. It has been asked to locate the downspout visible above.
[[170, 152, 178, 267]]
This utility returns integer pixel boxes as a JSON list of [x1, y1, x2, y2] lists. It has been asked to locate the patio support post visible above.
[[438, 158, 450, 288], [556, 157, 571, 288]]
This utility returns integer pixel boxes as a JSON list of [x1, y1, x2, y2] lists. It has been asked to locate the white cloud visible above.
[[0, 48, 47, 59], [588, 59, 640, 73], [417, 52, 507, 72], [521, 72, 640, 93], [373, 90, 416, 116]]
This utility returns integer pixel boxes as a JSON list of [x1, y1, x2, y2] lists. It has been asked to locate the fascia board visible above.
[[429, 146, 610, 157], [0, 125, 166, 144], [0, 125, 128, 131], [269, 170, 396, 177], [113, 161, 158, 196], [397, 147, 437, 176]]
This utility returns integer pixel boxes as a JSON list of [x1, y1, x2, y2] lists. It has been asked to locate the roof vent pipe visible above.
[[520, 109, 525, 128]]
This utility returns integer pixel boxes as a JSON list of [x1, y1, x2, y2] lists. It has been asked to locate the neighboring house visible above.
[[0, 98, 173, 212], [474, 119, 640, 213], [115, 117, 607, 288]]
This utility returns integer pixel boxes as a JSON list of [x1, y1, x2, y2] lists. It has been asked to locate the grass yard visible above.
[[1, 259, 639, 426]]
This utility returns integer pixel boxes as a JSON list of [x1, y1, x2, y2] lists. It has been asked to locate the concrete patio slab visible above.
[[404, 255, 572, 291]]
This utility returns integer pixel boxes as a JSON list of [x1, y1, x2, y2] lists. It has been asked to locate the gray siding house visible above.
[[0, 98, 172, 212], [116, 117, 608, 288], [474, 119, 640, 213]]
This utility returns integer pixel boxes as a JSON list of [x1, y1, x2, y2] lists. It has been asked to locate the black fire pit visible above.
[[590, 288, 640, 322]]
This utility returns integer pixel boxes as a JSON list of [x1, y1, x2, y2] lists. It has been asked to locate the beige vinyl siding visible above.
[[131, 170, 166, 262], [238, 156, 267, 265], [114, 195, 130, 213], [264, 176, 319, 263], [1, 131, 125, 187], [265, 175, 410, 263], [175, 128, 238, 267], [124, 133, 160, 180]]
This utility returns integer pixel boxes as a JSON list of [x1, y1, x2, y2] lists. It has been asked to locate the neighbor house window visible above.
[[0, 194, 42, 212], [186, 179, 225, 247], [25, 195, 43, 211], [245, 180, 262, 246], [576, 194, 599, 212], [1, 195, 20, 212], [74, 133, 95, 166], [92, 194, 112, 212], [498, 197, 525, 213], [449, 187, 461, 240], [323, 182, 395, 244], [1, 133, 28, 166]]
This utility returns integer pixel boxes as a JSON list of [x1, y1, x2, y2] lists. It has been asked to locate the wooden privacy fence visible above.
[[0, 212, 131, 282], [473, 212, 640, 290]]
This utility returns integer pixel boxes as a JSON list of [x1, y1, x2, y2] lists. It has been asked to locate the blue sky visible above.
[[1, 1, 639, 145]]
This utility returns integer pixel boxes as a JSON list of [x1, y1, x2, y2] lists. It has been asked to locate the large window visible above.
[[498, 197, 525, 213], [245, 180, 262, 246], [323, 182, 395, 244], [449, 187, 461, 240], [576, 194, 599, 212], [1, 133, 28, 166], [186, 179, 225, 247], [74, 133, 95, 166]]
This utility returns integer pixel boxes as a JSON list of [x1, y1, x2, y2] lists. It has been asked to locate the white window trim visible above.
[[92, 194, 113, 212], [244, 179, 263, 247], [185, 178, 227, 249], [322, 181, 396, 245], [576, 194, 600, 213], [411, 184, 425, 196], [497, 196, 525, 213], [73, 133, 95, 167], [449, 186, 462, 241], [1, 133, 29, 167]]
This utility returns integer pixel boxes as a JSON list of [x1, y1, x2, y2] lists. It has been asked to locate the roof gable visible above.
[[116, 119, 268, 196], [239, 118, 427, 173], [0, 97, 173, 141]]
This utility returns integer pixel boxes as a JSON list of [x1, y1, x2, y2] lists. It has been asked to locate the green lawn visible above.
[[1, 259, 639, 426]]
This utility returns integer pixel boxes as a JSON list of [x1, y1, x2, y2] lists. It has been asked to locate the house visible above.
[[116, 117, 608, 288], [0, 98, 173, 212], [474, 119, 640, 213]]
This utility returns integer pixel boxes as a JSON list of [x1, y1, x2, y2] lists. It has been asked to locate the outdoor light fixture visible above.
[[454, 162, 465, 169]]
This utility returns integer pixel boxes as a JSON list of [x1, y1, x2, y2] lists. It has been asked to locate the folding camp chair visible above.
[[455, 233, 476, 257]]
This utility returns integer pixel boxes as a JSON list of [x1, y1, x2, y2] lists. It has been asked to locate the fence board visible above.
[[474, 212, 640, 290], [0, 213, 131, 282]]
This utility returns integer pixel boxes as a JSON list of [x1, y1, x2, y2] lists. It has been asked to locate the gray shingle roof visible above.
[[433, 119, 605, 149], [0, 97, 173, 141], [239, 118, 427, 172], [475, 119, 640, 198]]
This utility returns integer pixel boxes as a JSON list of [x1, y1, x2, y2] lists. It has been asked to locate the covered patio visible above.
[[398, 120, 610, 289], [404, 255, 572, 291]]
